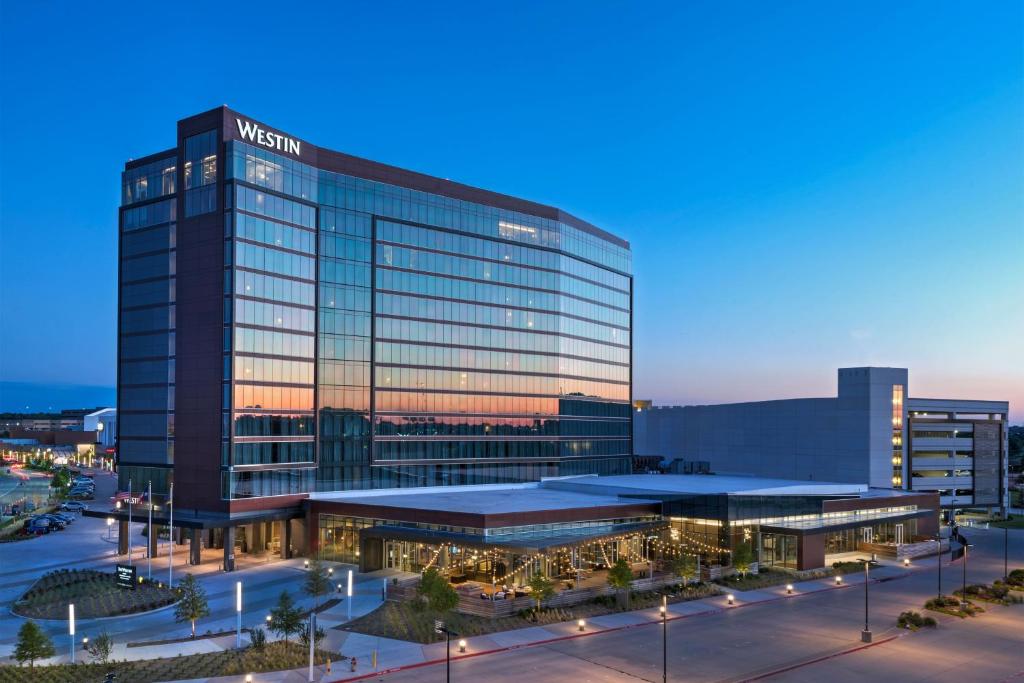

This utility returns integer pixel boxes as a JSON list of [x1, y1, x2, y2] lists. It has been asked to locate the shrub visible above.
[[925, 595, 960, 609], [249, 627, 266, 650], [897, 611, 936, 629]]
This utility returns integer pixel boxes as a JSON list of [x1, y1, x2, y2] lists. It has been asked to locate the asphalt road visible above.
[[367, 527, 1023, 683]]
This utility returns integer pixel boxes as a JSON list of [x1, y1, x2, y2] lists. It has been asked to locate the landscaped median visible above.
[[13, 569, 178, 620], [343, 579, 719, 644], [0, 641, 340, 683]]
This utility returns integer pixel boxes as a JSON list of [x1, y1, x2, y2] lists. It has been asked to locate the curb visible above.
[[736, 634, 901, 682]]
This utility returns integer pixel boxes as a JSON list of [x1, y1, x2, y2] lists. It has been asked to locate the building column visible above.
[[281, 520, 292, 559], [189, 529, 201, 565], [117, 521, 129, 555], [223, 526, 236, 572], [252, 521, 265, 554], [148, 524, 160, 558]]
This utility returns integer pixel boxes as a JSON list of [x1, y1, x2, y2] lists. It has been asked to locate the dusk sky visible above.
[[1, 2, 1021, 421]]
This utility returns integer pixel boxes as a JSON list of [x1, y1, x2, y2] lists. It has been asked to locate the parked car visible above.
[[72, 477, 94, 486], [60, 501, 89, 512], [51, 512, 75, 524], [26, 519, 50, 535], [38, 514, 67, 530]]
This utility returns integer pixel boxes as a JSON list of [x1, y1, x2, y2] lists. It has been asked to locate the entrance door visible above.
[[385, 541, 402, 569], [895, 524, 904, 545], [861, 527, 873, 543]]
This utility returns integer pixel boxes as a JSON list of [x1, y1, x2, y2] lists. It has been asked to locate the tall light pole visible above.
[[936, 534, 942, 600], [69, 603, 75, 664], [660, 594, 667, 683], [168, 483, 174, 587], [307, 611, 316, 683], [147, 481, 153, 580], [960, 543, 971, 609], [861, 559, 878, 643], [347, 569, 354, 621], [1004, 527, 1009, 581], [236, 581, 243, 649], [127, 478, 133, 566]]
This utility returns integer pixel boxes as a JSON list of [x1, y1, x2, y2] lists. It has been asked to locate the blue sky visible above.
[[1, 1, 1021, 420]]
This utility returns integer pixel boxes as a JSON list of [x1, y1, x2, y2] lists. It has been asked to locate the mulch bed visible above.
[[13, 569, 178, 619]]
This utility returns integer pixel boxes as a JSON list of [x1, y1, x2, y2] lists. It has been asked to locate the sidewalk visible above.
[[170, 562, 912, 683]]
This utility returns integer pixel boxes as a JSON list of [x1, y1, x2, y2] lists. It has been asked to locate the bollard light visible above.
[[265, 615, 272, 624], [659, 604, 666, 616], [328, 567, 334, 576], [458, 639, 466, 653], [903, 558, 910, 567], [245, 676, 253, 683], [578, 619, 586, 632], [727, 594, 735, 605], [835, 575, 843, 585], [337, 583, 342, 593], [304, 559, 309, 569], [83, 636, 89, 646], [786, 584, 794, 594]]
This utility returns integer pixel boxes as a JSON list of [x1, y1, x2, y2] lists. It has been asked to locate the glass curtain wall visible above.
[[226, 139, 632, 494]]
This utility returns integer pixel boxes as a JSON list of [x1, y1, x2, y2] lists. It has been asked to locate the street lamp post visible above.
[[69, 603, 75, 664], [1005, 527, 1009, 581], [347, 569, 353, 621], [168, 483, 174, 587], [860, 560, 876, 643], [236, 581, 243, 649], [660, 595, 667, 683], [961, 544, 971, 609], [147, 481, 153, 580], [307, 612, 316, 683], [936, 535, 942, 600], [128, 478, 133, 565]]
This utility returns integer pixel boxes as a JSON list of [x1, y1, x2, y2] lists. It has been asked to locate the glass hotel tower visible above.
[[117, 107, 632, 529]]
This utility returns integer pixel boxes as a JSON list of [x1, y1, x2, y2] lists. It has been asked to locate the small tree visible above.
[[269, 590, 304, 644], [732, 543, 754, 578], [14, 620, 55, 667], [418, 568, 458, 613], [303, 559, 331, 610], [668, 554, 698, 586], [174, 573, 210, 638], [527, 572, 556, 612], [607, 558, 634, 609], [85, 632, 113, 664]]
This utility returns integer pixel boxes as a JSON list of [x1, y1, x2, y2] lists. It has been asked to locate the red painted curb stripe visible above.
[[736, 634, 901, 682]]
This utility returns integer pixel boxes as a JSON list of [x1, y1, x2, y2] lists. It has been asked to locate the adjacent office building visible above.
[[634, 367, 1009, 517], [112, 107, 632, 568]]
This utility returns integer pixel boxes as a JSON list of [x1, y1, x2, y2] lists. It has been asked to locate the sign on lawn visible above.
[[115, 563, 137, 590], [434, 619, 444, 634]]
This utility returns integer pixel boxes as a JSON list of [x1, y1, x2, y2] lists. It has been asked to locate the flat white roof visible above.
[[309, 482, 632, 514], [543, 474, 868, 497]]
